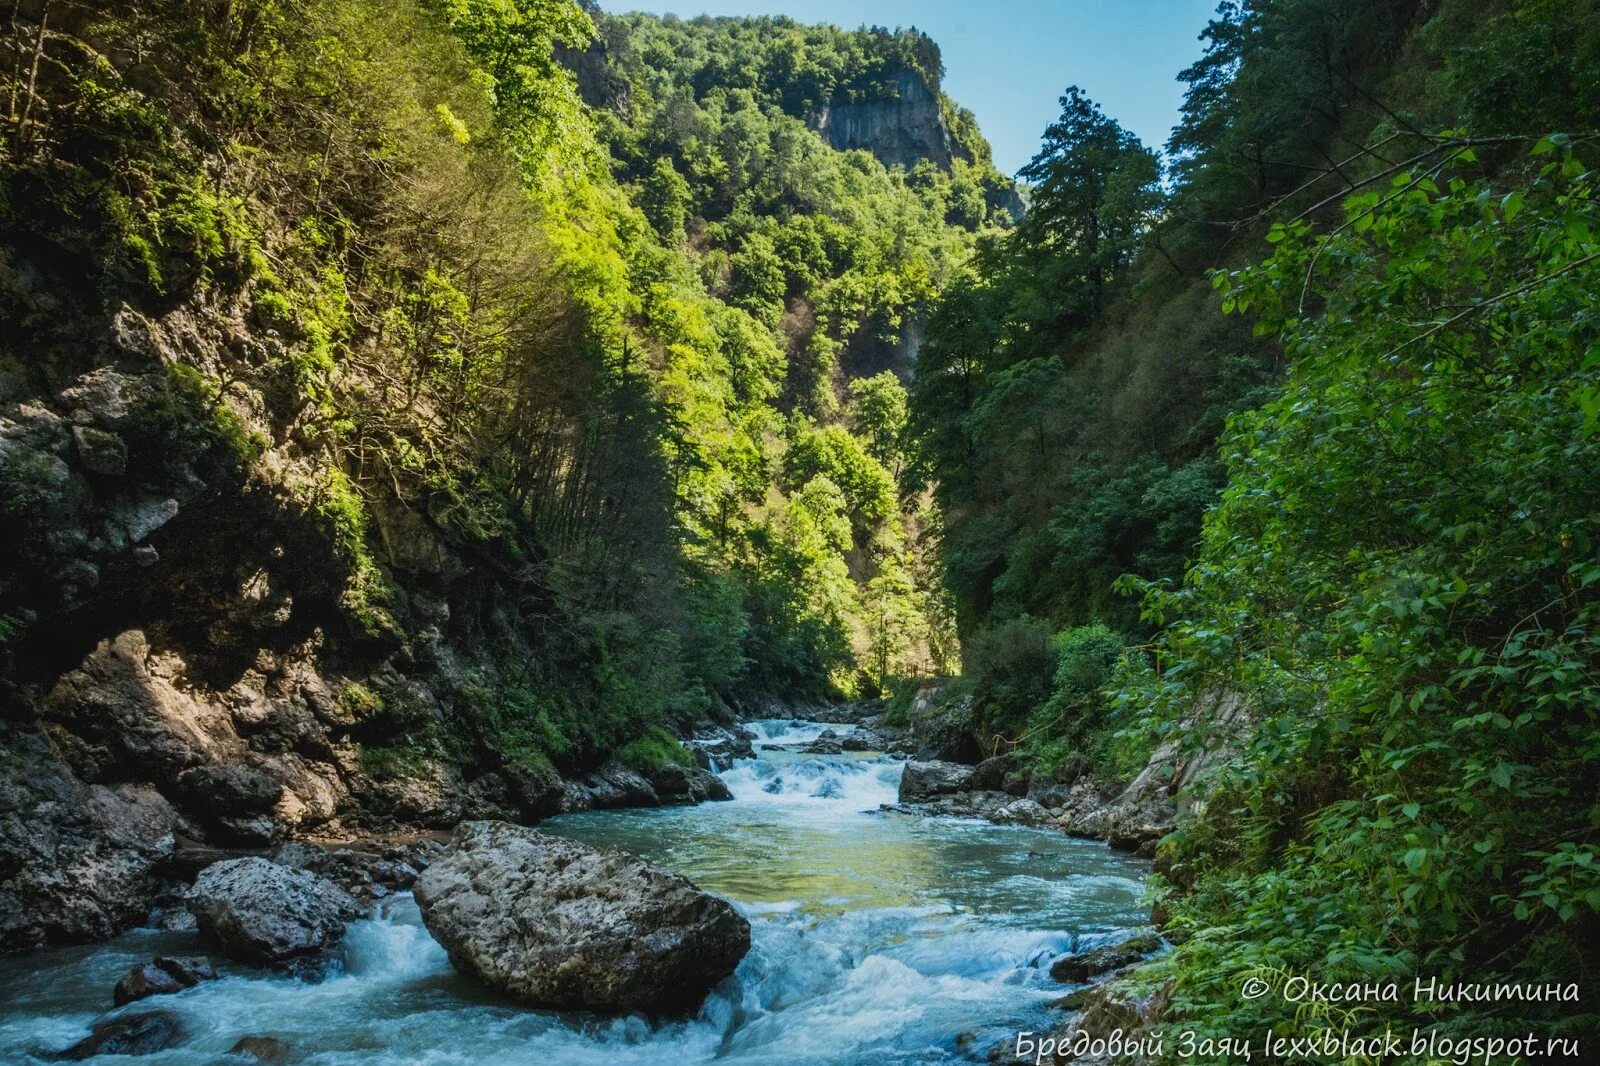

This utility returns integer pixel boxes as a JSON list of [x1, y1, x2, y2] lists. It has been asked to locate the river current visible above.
[[0, 719, 1149, 1063]]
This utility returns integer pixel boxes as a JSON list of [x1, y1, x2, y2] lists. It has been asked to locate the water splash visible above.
[[0, 719, 1150, 1064]]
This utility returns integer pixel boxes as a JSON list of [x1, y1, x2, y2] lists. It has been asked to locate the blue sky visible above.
[[599, 0, 1222, 175]]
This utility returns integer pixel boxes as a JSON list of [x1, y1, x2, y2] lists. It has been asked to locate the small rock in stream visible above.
[[230, 1035, 296, 1061], [56, 1010, 184, 1059], [1049, 933, 1163, 984], [112, 955, 218, 1004]]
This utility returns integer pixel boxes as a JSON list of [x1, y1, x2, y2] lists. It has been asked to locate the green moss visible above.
[[0, 613, 28, 649], [337, 680, 384, 719], [163, 363, 268, 465], [312, 468, 403, 640], [615, 726, 694, 772], [357, 742, 434, 780]]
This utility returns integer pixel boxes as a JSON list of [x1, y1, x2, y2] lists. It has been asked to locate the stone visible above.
[[413, 821, 750, 1012], [112, 955, 218, 1004], [645, 762, 733, 804], [230, 1036, 295, 1062], [561, 761, 660, 812], [501, 757, 565, 820], [897, 760, 974, 803], [178, 764, 283, 818], [57, 1010, 184, 1059], [71, 424, 128, 475], [185, 857, 360, 963], [156, 955, 219, 984], [992, 798, 1051, 826], [113, 963, 184, 1005], [114, 496, 180, 544], [968, 752, 1026, 792], [1049, 934, 1162, 984], [0, 725, 182, 954]]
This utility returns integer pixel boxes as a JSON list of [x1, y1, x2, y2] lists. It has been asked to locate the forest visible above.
[[0, 0, 1596, 1061]]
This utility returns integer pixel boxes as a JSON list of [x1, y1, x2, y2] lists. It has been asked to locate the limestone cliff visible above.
[[812, 66, 963, 171]]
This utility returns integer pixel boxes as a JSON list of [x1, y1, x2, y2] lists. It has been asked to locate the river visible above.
[[0, 719, 1150, 1063]]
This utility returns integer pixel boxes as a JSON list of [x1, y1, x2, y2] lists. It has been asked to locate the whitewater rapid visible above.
[[0, 719, 1150, 1064]]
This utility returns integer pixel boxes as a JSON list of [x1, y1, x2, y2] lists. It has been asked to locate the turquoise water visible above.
[[0, 720, 1149, 1063]]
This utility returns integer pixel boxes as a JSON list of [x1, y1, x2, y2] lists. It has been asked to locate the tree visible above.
[[847, 371, 908, 474], [640, 156, 692, 240], [1017, 86, 1162, 328]]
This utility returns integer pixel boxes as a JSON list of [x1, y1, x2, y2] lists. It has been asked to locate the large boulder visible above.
[[560, 761, 660, 812], [0, 724, 183, 954], [644, 763, 732, 805], [897, 760, 974, 803], [185, 857, 360, 962], [413, 821, 750, 1012]]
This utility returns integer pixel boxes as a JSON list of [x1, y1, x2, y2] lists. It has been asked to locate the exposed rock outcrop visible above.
[[0, 722, 184, 953], [185, 857, 360, 963], [1032, 965, 1172, 1065], [413, 821, 751, 1012], [813, 67, 960, 170]]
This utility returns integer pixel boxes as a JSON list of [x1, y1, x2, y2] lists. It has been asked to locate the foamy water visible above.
[[0, 719, 1149, 1063]]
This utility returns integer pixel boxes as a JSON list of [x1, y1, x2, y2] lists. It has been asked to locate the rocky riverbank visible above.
[[0, 679, 731, 959]]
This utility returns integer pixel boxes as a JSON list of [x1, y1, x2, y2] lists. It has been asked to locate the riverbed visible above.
[[0, 719, 1150, 1063]]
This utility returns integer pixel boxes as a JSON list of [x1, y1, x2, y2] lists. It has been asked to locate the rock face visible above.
[[814, 66, 958, 170], [185, 857, 360, 963], [0, 722, 183, 954], [0, 301, 715, 958], [559, 761, 660, 813], [414, 821, 750, 1012], [897, 760, 974, 803]]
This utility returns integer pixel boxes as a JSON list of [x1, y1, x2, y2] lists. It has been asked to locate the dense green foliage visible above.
[[898, 0, 1600, 1052], [0, 0, 992, 773], [1134, 131, 1600, 1053]]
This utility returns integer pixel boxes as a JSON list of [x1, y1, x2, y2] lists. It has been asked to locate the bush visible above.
[[615, 727, 695, 772]]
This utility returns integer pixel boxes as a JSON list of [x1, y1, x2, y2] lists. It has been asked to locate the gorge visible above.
[[3, 0, 1599, 1062]]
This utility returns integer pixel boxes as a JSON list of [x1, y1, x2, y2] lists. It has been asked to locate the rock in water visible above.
[[229, 1035, 295, 1062], [645, 762, 733, 804], [897, 760, 975, 802], [185, 857, 360, 962], [1049, 933, 1163, 983], [113, 956, 220, 1004], [112, 963, 183, 1005], [413, 821, 750, 1012], [57, 1010, 184, 1059]]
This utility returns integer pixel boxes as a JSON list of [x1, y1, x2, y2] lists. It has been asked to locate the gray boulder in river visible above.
[[413, 820, 750, 1012], [897, 760, 975, 802], [185, 857, 361, 962]]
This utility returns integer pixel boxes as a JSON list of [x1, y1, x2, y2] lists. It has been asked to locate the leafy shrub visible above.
[[615, 727, 695, 772]]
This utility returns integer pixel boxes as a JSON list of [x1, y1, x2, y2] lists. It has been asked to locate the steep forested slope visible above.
[[905, 0, 1600, 1051], [0, 0, 992, 950]]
